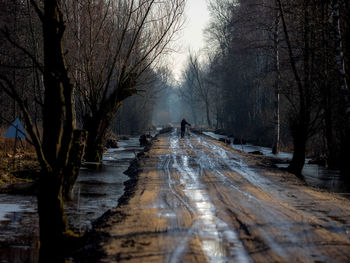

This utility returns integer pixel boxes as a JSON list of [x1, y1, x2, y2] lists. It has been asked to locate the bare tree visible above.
[[190, 53, 213, 127], [1, 0, 86, 261], [63, 0, 186, 165], [205, 0, 277, 139], [178, 65, 200, 126], [180, 52, 213, 127], [188, 0, 350, 175]]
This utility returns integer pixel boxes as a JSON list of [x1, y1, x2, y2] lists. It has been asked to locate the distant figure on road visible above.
[[181, 118, 191, 138]]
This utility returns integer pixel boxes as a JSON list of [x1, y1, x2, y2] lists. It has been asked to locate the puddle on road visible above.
[[0, 137, 142, 263]]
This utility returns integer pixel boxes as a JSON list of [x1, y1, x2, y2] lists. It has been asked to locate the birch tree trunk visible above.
[[272, 3, 281, 155]]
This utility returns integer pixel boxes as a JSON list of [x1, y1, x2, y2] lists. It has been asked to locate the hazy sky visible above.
[[170, 0, 210, 80]]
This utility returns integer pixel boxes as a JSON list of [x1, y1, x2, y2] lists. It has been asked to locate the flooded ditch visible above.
[[0, 137, 143, 263]]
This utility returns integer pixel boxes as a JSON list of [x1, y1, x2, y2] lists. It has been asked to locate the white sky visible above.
[[169, 0, 210, 81]]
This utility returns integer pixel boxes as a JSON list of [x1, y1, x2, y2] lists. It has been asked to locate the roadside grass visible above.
[[0, 127, 39, 185]]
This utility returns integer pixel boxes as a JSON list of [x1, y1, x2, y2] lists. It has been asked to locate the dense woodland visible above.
[[0, 0, 349, 261], [177, 0, 350, 176]]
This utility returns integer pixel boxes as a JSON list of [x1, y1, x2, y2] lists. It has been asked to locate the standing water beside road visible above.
[[0, 136, 143, 263], [65, 137, 143, 232], [203, 131, 350, 197]]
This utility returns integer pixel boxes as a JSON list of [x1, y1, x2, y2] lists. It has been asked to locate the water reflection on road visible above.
[[181, 132, 350, 262], [165, 131, 250, 263]]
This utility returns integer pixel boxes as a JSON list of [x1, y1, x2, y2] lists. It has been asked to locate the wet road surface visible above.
[[95, 131, 350, 262], [204, 131, 350, 195]]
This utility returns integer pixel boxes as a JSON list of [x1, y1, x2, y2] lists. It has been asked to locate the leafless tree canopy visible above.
[[178, 0, 350, 175]]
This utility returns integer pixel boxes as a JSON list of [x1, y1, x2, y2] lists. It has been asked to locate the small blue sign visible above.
[[4, 118, 26, 139]]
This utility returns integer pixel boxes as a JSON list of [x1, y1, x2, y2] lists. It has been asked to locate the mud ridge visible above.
[[71, 138, 154, 262]]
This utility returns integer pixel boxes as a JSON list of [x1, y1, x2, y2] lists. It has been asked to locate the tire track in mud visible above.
[[158, 154, 199, 263], [195, 134, 350, 223], [187, 135, 290, 261], [90, 131, 350, 263], [189, 133, 350, 262], [188, 135, 321, 261], [159, 154, 195, 215], [164, 131, 250, 263]]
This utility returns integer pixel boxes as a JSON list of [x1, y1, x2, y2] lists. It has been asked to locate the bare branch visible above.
[[29, 0, 44, 22], [1, 27, 44, 74], [0, 74, 50, 172]]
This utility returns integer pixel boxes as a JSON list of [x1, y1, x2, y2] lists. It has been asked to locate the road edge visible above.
[[70, 133, 160, 262]]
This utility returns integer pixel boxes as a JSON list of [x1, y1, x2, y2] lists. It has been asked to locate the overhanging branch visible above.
[[0, 74, 50, 172], [1, 27, 44, 74]]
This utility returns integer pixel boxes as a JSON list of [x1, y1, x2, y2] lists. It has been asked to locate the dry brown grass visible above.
[[0, 127, 39, 184]]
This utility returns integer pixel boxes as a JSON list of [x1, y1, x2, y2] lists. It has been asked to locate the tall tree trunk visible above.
[[320, 2, 335, 168], [38, 0, 84, 260], [205, 101, 211, 127], [42, 1, 66, 166], [277, 0, 310, 175], [82, 71, 136, 166], [324, 102, 336, 166], [84, 116, 108, 166], [62, 130, 87, 200], [333, 0, 349, 96], [288, 123, 307, 176], [191, 104, 198, 126], [38, 2, 73, 260], [272, 3, 281, 155], [332, 0, 350, 175], [2, 1, 86, 260], [84, 99, 122, 165], [216, 109, 220, 130], [38, 171, 74, 262]]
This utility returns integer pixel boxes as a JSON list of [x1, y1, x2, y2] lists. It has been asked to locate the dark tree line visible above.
[[0, 0, 185, 261], [180, 0, 350, 176]]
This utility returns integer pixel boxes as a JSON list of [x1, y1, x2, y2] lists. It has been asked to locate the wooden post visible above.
[[12, 125, 18, 171]]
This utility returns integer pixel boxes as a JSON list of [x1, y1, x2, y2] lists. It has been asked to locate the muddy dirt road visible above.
[[87, 130, 350, 263]]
